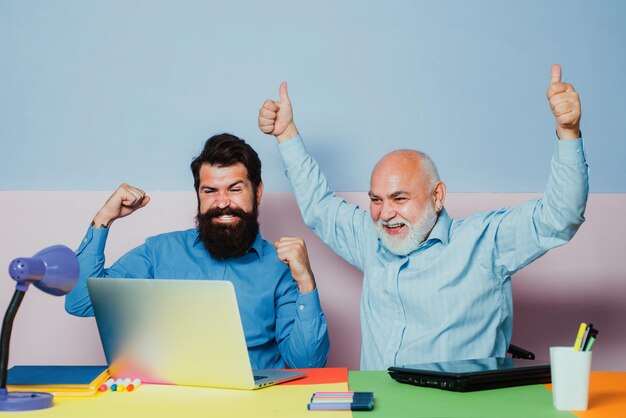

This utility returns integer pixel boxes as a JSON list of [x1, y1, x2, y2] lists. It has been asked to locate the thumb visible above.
[[550, 64, 562, 84], [279, 81, 290, 103]]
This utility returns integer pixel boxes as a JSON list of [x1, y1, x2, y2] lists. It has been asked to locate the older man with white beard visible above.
[[258, 64, 589, 370]]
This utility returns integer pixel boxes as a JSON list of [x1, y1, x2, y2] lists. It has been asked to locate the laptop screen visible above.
[[87, 278, 256, 388]]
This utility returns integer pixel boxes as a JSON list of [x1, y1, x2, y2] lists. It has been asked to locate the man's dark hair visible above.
[[190, 133, 262, 192]]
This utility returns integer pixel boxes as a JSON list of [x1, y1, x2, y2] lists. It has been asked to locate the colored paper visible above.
[[281, 367, 348, 385], [548, 372, 626, 418], [348, 371, 574, 417]]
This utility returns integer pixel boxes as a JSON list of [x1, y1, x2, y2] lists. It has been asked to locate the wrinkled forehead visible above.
[[199, 162, 251, 187]]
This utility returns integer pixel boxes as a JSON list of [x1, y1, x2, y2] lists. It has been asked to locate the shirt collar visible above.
[[192, 229, 264, 260], [426, 207, 451, 246]]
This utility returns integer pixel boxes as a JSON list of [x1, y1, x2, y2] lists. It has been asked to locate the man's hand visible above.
[[275, 237, 316, 293], [258, 82, 299, 143], [547, 64, 581, 140], [92, 183, 150, 228]]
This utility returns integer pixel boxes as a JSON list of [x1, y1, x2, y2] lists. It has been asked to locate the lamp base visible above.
[[0, 388, 54, 411]]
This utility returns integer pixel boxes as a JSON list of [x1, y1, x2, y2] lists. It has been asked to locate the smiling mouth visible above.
[[213, 215, 240, 223], [384, 223, 406, 235]]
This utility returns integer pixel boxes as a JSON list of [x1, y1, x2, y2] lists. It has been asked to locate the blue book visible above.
[[7, 365, 109, 396]]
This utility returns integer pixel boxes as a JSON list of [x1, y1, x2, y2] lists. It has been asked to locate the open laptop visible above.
[[87, 278, 305, 390], [388, 357, 551, 392]]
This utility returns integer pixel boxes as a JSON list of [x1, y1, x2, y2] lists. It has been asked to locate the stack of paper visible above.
[[7, 365, 110, 397]]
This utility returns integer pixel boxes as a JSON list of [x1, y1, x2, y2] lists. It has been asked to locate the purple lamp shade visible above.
[[8, 245, 79, 295], [1, 245, 79, 411]]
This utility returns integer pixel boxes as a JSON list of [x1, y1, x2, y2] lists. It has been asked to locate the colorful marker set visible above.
[[573, 322, 599, 352], [99, 377, 142, 393], [307, 391, 374, 411]]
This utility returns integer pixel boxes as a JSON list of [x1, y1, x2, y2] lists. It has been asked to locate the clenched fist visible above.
[[275, 236, 316, 293], [92, 183, 150, 228]]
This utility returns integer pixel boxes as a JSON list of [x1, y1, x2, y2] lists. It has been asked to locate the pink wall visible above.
[[1, 192, 624, 371]]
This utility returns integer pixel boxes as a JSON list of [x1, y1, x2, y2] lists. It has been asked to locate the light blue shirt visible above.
[[279, 135, 588, 370], [65, 227, 330, 370]]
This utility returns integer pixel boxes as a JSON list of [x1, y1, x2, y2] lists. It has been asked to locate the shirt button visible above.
[[298, 304, 305, 311]]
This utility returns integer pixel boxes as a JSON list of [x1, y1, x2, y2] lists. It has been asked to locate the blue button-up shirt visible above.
[[65, 227, 329, 369], [279, 135, 588, 370]]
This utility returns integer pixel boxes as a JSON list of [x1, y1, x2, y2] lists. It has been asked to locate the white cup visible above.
[[549, 346, 592, 410]]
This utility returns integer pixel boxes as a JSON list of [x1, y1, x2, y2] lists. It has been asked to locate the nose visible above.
[[380, 201, 397, 222], [214, 192, 231, 209]]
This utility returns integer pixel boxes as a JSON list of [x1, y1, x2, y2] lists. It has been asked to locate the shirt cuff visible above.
[[554, 137, 586, 166], [76, 225, 109, 256], [277, 135, 308, 171], [295, 287, 323, 321]]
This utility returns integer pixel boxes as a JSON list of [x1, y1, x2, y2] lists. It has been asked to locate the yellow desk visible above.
[[50, 382, 350, 418], [5, 370, 625, 417], [7, 368, 350, 418]]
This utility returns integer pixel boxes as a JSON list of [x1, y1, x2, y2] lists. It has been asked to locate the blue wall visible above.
[[1, 1, 624, 192]]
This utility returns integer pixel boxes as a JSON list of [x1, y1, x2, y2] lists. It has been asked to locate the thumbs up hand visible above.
[[258, 82, 299, 143], [547, 64, 581, 140]]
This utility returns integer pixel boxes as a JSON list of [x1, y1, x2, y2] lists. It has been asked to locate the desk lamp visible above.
[[0, 245, 79, 411]]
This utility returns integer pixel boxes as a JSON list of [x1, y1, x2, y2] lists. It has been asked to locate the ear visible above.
[[256, 181, 264, 207], [432, 181, 446, 213]]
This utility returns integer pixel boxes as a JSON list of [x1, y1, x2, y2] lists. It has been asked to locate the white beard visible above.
[[375, 204, 439, 256]]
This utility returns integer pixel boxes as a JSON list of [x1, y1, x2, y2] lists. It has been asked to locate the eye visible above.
[[394, 197, 407, 203], [369, 197, 381, 205]]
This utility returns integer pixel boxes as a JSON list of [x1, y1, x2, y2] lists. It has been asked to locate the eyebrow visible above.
[[201, 180, 246, 190], [390, 191, 409, 198], [368, 190, 409, 199]]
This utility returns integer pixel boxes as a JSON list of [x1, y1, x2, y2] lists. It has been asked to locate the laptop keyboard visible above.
[[253, 375, 268, 381]]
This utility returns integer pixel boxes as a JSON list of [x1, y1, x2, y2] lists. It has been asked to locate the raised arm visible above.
[[494, 64, 588, 274], [65, 184, 152, 316], [258, 84, 374, 270]]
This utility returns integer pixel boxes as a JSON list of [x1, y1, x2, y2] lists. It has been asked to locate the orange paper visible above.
[[280, 367, 348, 386]]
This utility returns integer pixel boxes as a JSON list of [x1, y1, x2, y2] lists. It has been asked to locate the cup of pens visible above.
[[549, 323, 597, 411]]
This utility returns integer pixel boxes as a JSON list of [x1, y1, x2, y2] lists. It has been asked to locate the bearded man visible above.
[[65, 133, 329, 369], [258, 65, 588, 370]]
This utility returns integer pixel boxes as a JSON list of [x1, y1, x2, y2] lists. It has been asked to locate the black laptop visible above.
[[388, 357, 550, 392]]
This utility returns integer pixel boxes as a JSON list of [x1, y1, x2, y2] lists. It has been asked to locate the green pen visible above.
[[584, 336, 596, 352]]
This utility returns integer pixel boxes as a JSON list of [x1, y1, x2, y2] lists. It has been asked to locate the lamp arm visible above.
[[0, 289, 25, 389]]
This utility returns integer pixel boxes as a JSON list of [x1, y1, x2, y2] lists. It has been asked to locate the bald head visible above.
[[371, 150, 440, 192]]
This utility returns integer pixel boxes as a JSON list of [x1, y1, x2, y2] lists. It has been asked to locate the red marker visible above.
[[99, 378, 115, 392]]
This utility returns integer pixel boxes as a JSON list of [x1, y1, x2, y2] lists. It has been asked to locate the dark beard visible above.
[[196, 205, 259, 260]]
